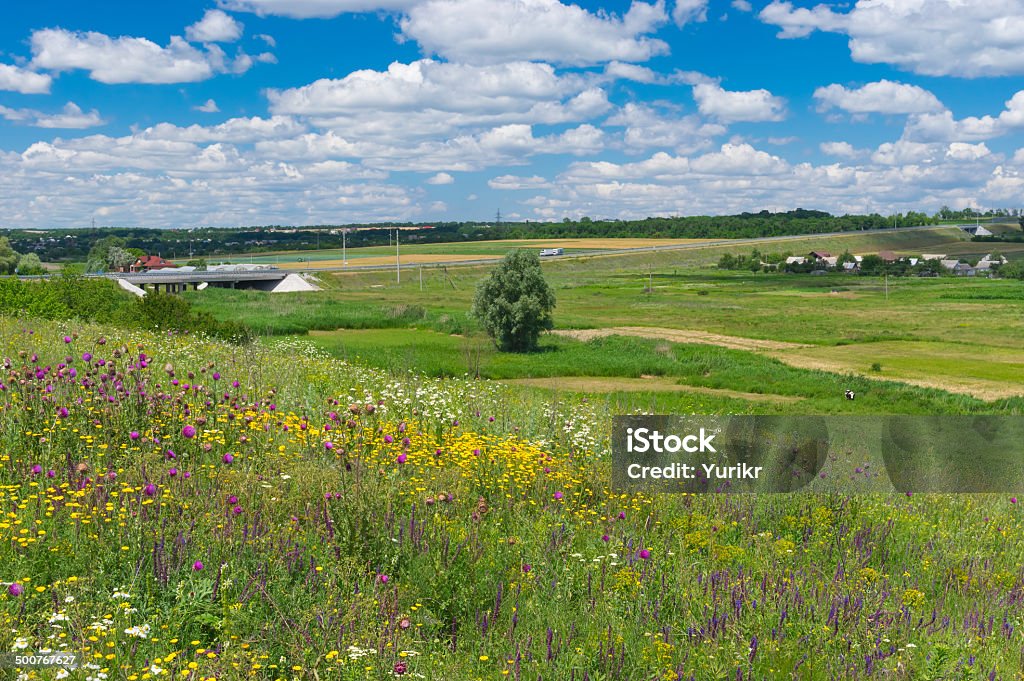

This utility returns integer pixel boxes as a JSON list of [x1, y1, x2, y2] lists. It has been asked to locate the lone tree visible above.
[[472, 249, 555, 352]]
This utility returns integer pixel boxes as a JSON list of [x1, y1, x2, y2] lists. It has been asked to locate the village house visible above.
[[130, 255, 177, 272], [975, 253, 1008, 272]]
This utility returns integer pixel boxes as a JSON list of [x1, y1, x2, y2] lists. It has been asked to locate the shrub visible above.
[[471, 249, 555, 352]]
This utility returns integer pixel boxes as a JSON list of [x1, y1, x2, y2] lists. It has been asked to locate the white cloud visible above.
[[760, 0, 1024, 77], [194, 99, 221, 113], [186, 9, 244, 42], [903, 91, 1024, 143], [30, 28, 252, 84], [219, 0, 417, 18], [731, 0, 752, 11], [603, 61, 713, 85], [255, 34, 276, 47], [267, 60, 609, 140], [426, 172, 454, 184], [672, 0, 709, 25], [605, 102, 725, 154], [814, 80, 944, 115], [871, 140, 938, 166], [489, 174, 551, 190], [819, 141, 863, 158], [399, 0, 669, 66], [692, 82, 786, 122], [0, 62, 52, 94], [946, 142, 991, 162], [141, 115, 305, 144], [0, 101, 104, 129], [536, 140, 1010, 221], [691, 142, 788, 175]]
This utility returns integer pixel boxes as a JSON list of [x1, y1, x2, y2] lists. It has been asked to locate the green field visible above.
[[186, 225, 1024, 408], [4, 224, 1024, 679]]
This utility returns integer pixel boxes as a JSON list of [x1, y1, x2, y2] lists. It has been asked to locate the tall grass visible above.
[[2, 317, 1023, 679]]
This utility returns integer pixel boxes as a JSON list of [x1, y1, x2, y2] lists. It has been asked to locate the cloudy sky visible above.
[[1, 0, 1023, 228]]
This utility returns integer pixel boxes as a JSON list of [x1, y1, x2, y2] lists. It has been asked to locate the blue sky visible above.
[[1, 0, 1023, 228]]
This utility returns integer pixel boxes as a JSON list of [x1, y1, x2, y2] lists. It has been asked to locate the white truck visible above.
[[539, 248, 564, 257]]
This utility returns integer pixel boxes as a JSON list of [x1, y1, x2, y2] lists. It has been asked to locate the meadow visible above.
[[3, 319, 1024, 681], [3, 225, 1023, 679]]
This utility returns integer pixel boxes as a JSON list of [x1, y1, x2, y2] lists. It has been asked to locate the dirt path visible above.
[[552, 326, 812, 352], [501, 376, 804, 403]]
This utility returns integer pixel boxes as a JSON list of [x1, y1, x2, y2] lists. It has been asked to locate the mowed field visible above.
[[217, 237, 719, 269], [187, 225, 1024, 408]]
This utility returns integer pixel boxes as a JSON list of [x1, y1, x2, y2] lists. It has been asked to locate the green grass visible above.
[[5, 317, 1024, 679], [307, 328, 1018, 415]]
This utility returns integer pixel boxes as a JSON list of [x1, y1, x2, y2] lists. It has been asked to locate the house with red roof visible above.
[[130, 255, 177, 272]]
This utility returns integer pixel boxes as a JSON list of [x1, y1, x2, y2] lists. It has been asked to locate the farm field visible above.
[[216, 237, 719, 269], [188, 225, 1024, 404]]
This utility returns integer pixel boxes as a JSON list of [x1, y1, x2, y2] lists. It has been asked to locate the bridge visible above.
[[104, 269, 291, 293]]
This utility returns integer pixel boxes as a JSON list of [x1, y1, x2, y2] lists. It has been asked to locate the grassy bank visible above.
[[1, 318, 1023, 679]]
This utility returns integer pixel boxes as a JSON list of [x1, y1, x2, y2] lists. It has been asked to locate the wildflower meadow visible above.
[[1, 317, 1023, 680]]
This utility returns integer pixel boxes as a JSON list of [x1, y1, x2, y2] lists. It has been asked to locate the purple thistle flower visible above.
[[384, 434, 394, 444], [181, 425, 196, 439], [212, 372, 220, 380], [129, 431, 140, 440], [602, 534, 610, 542], [379, 574, 389, 584], [639, 549, 651, 560], [58, 406, 69, 418], [31, 464, 42, 475], [168, 468, 177, 477], [397, 453, 407, 464], [144, 483, 157, 496], [8, 583, 24, 597], [222, 453, 234, 464], [193, 561, 204, 571], [46, 470, 55, 478], [228, 495, 238, 505], [323, 441, 333, 450], [63, 336, 72, 343], [553, 491, 563, 500], [82, 352, 92, 362], [232, 505, 243, 515]]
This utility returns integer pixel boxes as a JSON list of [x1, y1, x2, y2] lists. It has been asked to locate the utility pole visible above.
[[395, 228, 400, 284], [495, 209, 502, 227], [885, 273, 888, 301], [342, 229, 347, 266], [419, 266, 423, 291]]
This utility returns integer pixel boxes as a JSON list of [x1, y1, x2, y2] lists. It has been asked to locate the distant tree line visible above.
[[4, 207, 1014, 264]]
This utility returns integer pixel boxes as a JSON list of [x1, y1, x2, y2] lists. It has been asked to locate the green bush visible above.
[[471, 249, 555, 352]]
